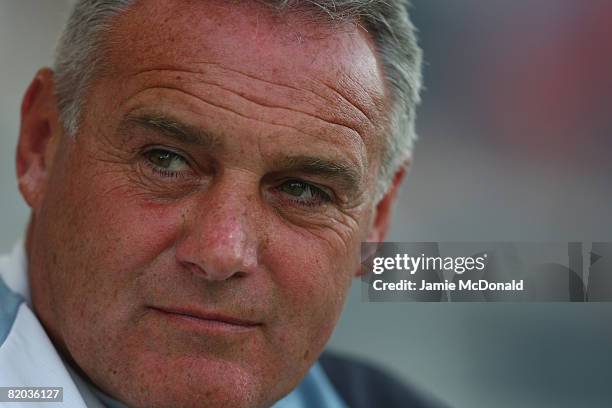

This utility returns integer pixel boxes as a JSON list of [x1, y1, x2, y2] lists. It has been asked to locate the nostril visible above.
[[182, 261, 208, 278], [180, 259, 248, 282]]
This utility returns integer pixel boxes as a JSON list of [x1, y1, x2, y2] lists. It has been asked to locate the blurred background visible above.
[[1, 1, 612, 407]]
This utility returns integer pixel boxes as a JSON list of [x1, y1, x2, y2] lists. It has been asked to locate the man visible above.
[[0, 0, 436, 407]]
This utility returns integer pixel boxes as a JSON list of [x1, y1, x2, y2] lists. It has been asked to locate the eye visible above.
[[278, 180, 332, 207], [144, 148, 190, 177]]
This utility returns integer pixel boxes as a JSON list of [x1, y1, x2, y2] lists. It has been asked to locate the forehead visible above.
[[108, 0, 385, 91], [103, 0, 387, 133]]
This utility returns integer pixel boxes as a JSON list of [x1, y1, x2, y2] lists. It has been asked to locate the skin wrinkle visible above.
[[130, 113, 358, 239], [129, 62, 376, 130], [123, 5, 366, 226], [314, 77, 375, 123], [119, 68, 368, 191], [115, 85, 370, 205], [128, 67, 369, 142], [271, 194, 362, 242], [19, 2, 405, 408], [83, 136, 205, 205], [80, 123, 204, 201], [290, 213, 360, 252], [121, 110, 360, 206], [119, 109, 365, 201], [265, 157, 362, 200], [210, 63, 376, 126], [117, 115, 221, 176], [221, 63, 376, 124], [129, 110, 362, 211], [216, 83, 362, 137], [127, 83, 347, 147]]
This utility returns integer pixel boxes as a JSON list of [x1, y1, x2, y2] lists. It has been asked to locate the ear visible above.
[[16, 68, 62, 212], [354, 165, 407, 278], [367, 164, 407, 243]]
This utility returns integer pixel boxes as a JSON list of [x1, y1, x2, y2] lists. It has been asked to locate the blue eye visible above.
[[279, 180, 331, 206]]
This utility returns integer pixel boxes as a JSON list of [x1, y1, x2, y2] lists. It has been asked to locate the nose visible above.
[[175, 181, 260, 281]]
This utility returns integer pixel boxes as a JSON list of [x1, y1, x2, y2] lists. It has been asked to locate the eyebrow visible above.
[[122, 113, 363, 193], [122, 113, 222, 149], [271, 155, 363, 194]]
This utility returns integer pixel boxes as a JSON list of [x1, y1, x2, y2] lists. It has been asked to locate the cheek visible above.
[[42, 158, 184, 330], [263, 221, 359, 357], [40, 162, 194, 383]]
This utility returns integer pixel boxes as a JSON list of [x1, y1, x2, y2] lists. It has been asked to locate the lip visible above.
[[149, 306, 262, 332]]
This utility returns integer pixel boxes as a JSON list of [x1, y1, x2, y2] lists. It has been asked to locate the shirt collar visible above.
[[0, 240, 30, 304]]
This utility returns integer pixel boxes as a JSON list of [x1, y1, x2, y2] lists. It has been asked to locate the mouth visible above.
[[149, 306, 262, 333]]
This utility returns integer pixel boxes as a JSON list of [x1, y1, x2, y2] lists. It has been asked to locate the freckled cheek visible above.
[[53, 171, 187, 313], [264, 227, 355, 349], [79, 195, 181, 267]]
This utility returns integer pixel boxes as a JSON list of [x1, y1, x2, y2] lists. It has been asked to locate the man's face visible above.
[[22, 1, 393, 407]]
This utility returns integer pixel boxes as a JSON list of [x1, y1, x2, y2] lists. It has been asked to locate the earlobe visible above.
[[16, 68, 62, 211]]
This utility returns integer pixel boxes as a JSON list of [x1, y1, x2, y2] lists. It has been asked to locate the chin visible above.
[[101, 351, 295, 408]]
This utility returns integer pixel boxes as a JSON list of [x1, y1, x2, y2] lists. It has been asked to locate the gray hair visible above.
[[54, 0, 423, 198]]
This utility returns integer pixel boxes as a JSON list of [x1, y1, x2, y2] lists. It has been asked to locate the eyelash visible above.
[[275, 179, 333, 207], [142, 148, 192, 179], [141, 148, 333, 207]]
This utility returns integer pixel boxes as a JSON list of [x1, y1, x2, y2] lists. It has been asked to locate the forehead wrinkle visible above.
[[313, 77, 375, 124], [122, 81, 364, 155], [127, 64, 372, 146], [103, 0, 382, 179], [105, 0, 386, 123], [203, 63, 377, 128], [124, 83, 313, 139]]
